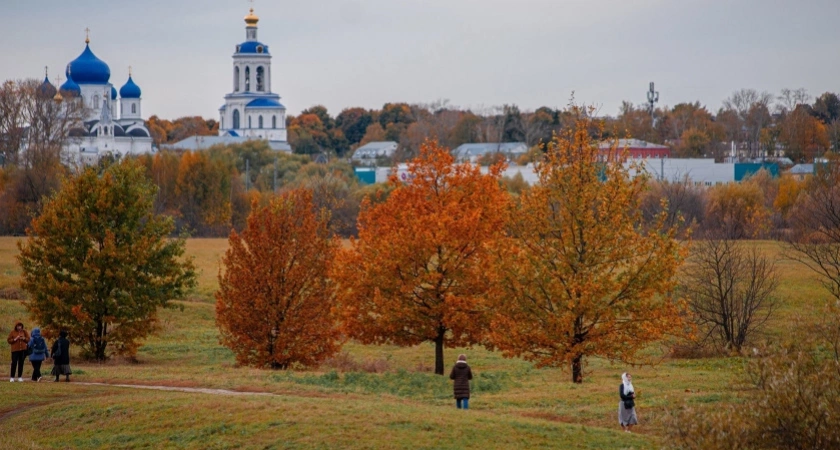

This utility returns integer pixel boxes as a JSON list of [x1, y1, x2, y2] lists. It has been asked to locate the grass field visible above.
[[0, 237, 828, 449]]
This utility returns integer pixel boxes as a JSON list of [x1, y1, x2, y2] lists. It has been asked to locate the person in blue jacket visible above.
[[27, 327, 49, 382]]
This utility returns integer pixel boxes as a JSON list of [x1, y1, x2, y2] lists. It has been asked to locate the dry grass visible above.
[[0, 237, 828, 448]]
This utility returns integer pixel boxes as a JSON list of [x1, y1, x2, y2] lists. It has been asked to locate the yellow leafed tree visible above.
[[486, 107, 688, 383]]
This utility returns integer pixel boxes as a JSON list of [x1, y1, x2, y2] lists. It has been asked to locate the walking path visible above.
[[75, 381, 279, 397]]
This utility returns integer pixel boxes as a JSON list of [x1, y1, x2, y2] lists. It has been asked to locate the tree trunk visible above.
[[434, 329, 445, 375], [95, 319, 107, 360], [572, 354, 583, 383]]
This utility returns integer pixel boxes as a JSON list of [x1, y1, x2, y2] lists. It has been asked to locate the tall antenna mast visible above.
[[646, 82, 659, 119]]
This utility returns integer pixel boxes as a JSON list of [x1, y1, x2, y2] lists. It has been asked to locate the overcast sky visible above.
[[2, 0, 838, 119]]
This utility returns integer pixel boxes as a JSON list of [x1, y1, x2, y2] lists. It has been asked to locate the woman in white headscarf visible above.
[[619, 372, 638, 432]]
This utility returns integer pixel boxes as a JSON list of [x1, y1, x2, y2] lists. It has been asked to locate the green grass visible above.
[[0, 237, 826, 449]]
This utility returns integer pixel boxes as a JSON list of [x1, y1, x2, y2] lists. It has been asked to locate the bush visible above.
[[666, 310, 840, 449]]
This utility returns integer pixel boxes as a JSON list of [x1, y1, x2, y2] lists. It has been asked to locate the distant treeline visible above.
[[147, 88, 840, 163]]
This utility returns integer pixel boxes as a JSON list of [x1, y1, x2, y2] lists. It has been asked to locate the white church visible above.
[[172, 7, 291, 151], [38, 32, 154, 163]]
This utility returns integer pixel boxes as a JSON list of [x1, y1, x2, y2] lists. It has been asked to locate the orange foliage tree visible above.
[[332, 141, 510, 375], [175, 151, 233, 235], [17, 159, 197, 360], [216, 189, 341, 369], [485, 109, 687, 383], [705, 180, 770, 239]]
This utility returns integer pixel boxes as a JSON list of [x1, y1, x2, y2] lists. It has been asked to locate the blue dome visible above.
[[65, 44, 110, 84], [245, 98, 284, 108], [39, 76, 57, 98], [236, 41, 269, 54], [111, 86, 117, 100], [59, 75, 81, 96], [119, 76, 141, 99]]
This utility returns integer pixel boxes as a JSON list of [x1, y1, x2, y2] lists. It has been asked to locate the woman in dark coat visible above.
[[50, 330, 72, 382], [449, 354, 473, 409]]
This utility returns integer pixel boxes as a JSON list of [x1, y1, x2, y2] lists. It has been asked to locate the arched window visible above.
[[272, 115, 276, 129], [248, 116, 252, 129], [244, 67, 250, 92], [233, 110, 240, 129], [93, 94, 100, 108], [131, 104, 136, 114], [234, 67, 240, 92], [256, 67, 264, 92], [258, 116, 263, 129]]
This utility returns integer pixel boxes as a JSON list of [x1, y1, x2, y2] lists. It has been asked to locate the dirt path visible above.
[[75, 382, 279, 397]]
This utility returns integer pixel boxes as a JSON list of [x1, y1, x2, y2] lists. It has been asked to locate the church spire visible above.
[[244, 2, 259, 41]]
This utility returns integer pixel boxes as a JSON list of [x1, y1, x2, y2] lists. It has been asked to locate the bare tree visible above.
[[776, 88, 812, 116], [722, 88, 774, 119], [474, 105, 505, 143], [680, 238, 779, 353], [640, 177, 706, 236], [0, 80, 27, 165], [0, 78, 87, 233], [786, 164, 840, 301]]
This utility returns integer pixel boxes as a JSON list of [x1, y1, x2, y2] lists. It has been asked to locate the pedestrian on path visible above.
[[27, 327, 49, 382], [7, 321, 29, 382], [619, 372, 638, 432], [449, 354, 473, 409], [51, 330, 72, 382]]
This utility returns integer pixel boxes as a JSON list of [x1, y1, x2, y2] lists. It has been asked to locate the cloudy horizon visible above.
[[2, 0, 838, 119]]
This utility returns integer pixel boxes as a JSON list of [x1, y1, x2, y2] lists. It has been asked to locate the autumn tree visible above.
[[332, 141, 510, 375], [704, 180, 770, 239], [145, 115, 218, 146], [175, 151, 232, 235], [358, 122, 387, 147], [615, 101, 657, 143], [18, 159, 197, 360], [216, 189, 341, 369], [779, 105, 829, 162], [0, 78, 86, 234], [336, 107, 374, 145], [485, 108, 687, 383], [773, 174, 804, 223]]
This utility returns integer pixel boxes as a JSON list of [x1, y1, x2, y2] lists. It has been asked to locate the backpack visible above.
[[32, 337, 47, 355]]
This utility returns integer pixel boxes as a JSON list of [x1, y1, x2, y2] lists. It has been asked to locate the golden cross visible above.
[[44, 66, 48, 77], [56, 75, 62, 85], [85, 27, 90, 44], [128, 65, 132, 76]]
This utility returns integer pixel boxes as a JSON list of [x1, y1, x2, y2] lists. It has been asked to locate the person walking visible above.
[[27, 327, 49, 382], [449, 354, 473, 409], [50, 330, 72, 382], [7, 321, 29, 382], [619, 372, 638, 432]]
